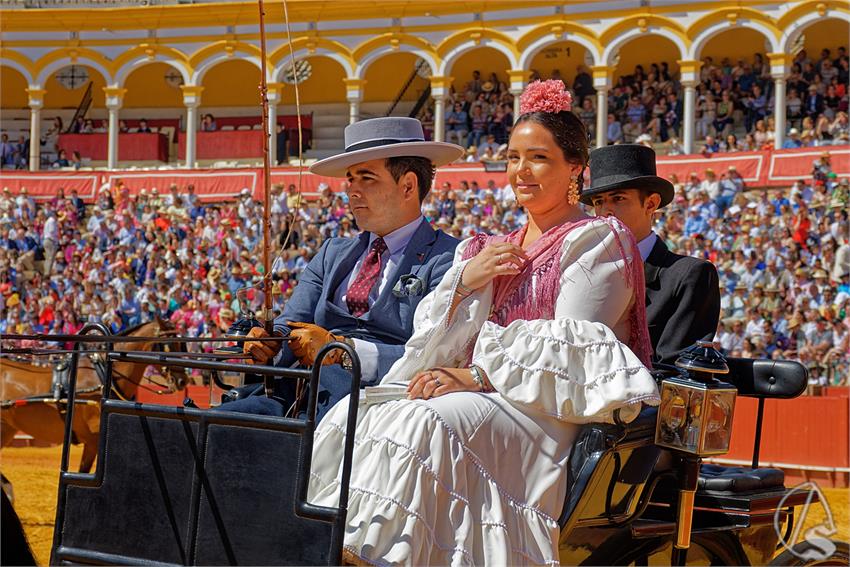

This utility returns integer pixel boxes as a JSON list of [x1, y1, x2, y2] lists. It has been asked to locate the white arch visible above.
[[781, 11, 850, 54], [274, 49, 354, 82], [114, 55, 192, 88], [193, 53, 268, 85], [689, 19, 780, 60], [519, 33, 601, 70], [0, 58, 35, 85], [439, 39, 519, 76], [354, 46, 438, 79], [35, 56, 113, 88], [602, 27, 687, 68]]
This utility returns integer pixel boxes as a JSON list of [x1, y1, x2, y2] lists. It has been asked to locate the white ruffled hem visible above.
[[309, 400, 563, 566]]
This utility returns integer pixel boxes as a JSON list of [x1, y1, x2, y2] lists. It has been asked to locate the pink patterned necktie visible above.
[[346, 237, 388, 317]]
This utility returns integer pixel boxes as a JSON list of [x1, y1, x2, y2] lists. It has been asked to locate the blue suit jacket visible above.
[[275, 220, 459, 382]]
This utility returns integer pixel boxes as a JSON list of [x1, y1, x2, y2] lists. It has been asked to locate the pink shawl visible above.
[[461, 217, 653, 368]]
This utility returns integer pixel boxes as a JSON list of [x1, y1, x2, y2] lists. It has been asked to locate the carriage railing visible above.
[[48, 323, 361, 566]]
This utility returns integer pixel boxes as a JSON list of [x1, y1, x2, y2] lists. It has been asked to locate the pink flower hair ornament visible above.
[[519, 80, 573, 115]]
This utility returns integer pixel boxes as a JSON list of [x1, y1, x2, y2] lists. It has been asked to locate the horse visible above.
[[1, 317, 190, 473]]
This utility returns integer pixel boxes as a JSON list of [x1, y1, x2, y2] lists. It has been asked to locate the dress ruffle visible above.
[[309, 396, 564, 566]]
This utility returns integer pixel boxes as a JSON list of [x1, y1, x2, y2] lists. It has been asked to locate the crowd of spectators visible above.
[[436, 46, 848, 162], [1, 148, 847, 387]]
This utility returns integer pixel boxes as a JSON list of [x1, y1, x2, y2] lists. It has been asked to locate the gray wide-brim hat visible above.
[[309, 117, 465, 177], [581, 144, 675, 208]]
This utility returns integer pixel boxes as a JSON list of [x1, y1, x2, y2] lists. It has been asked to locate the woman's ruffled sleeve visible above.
[[471, 219, 659, 424], [379, 237, 494, 384]]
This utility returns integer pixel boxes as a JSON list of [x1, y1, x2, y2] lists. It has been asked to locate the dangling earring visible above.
[[567, 175, 580, 205]]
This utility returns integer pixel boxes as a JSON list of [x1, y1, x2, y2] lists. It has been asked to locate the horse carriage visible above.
[[3, 321, 840, 565]]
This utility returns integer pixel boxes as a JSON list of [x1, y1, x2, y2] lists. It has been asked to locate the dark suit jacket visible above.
[[276, 219, 459, 380], [644, 237, 721, 366]]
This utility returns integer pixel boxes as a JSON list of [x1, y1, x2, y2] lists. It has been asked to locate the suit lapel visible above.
[[370, 220, 436, 313]]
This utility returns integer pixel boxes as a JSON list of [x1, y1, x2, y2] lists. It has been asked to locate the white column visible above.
[[26, 88, 44, 172], [186, 105, 198, 168], [773, 76, 787, 150], [180, 85, 203, 169], [510, 89, 522, 120], [429, 76, 452, 143], [682, 82, 697, 154], [266, 82, 283, 165], [595, 89, 608, 147], [768, 53, 791, 150], [676, 60, 703, 155], [348, 99, 360, 125], [103, 87, 126, 170], [591, 67, 612, 148], [507, 70, 532, 121], [268, 102, 278, 163], [343, 78, 366, 125], [107, 106, 119, 169]]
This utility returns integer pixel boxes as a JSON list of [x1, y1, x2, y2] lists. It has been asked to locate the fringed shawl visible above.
[[461, 217, 654, 368]]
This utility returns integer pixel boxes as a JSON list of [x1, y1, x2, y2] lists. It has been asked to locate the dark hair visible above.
[[513, 110, 589, 191], [385, 156, 436, 202]]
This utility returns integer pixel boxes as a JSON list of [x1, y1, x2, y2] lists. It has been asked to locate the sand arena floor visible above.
[[2, 445, 849, 565]]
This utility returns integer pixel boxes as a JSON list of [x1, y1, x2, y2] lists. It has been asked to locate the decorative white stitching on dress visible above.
[[318, 407, 558, 524], [516, 326, 620, 349], [416, 404, 560, 525], [343, 487, 559, 567], [323, 421, 472, 505], [477, 329, 649, 389], [341, 485, 477, 564]]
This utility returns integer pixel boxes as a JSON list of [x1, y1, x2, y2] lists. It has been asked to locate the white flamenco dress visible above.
[[307, 218, 661, 566]]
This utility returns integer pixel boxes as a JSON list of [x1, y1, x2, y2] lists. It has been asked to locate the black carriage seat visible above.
[[697, 464, 785, 493]]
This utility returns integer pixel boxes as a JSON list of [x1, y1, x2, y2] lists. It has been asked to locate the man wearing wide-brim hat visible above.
[[582, 144, 721, 365], [238, 116, 464, 420]]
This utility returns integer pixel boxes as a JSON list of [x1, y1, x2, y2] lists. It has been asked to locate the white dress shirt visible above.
[[332, 215, 425, 379], [637, 232, 658, 262]]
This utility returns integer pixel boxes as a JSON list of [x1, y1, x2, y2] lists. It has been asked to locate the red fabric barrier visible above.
[[769, 146, 850, 182], [656, 146, 850, 187], [177, 130, 263, 160], [3, 147, 848, 202], [656, 150, 767, 184], [57, 133, 169, 162], [213, 114, 312, 131]]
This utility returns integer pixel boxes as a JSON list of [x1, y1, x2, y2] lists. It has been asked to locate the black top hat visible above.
[[581, 145, 675, 208]]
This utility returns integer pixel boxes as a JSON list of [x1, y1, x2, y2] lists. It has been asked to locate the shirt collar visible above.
[[370, 216, 424, 255], [637, 231, 658, 262]]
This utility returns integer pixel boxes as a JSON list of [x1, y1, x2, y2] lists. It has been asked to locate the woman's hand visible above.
[[407, 367, 482, 400], [461, 242, 528, 291]]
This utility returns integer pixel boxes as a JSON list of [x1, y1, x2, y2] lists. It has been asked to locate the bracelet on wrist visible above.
[[469, 364, 487, 392], [456, 280, 475, 296]]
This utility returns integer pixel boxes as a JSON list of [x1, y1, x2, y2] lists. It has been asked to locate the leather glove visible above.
[[242, 326, 283, 364], [287, 321, 346, 367]]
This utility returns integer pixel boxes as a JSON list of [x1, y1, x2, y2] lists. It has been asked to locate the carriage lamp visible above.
[[655, 341, 737, 456]]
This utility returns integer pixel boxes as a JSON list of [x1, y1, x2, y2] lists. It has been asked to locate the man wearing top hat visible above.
[[582, 144, 721, 365], [236, 117, 464, 420]]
